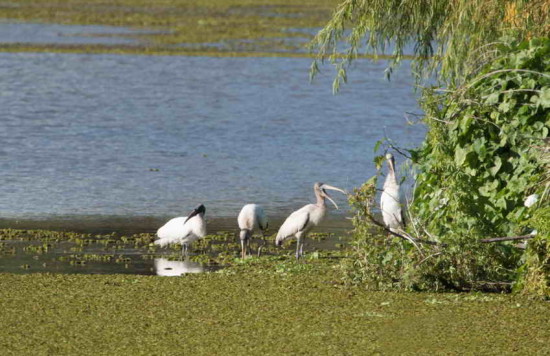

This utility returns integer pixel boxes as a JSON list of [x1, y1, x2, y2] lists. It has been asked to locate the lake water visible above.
[[0, 21, 156, 46], [0, 230, 344, 275], [0, 52, 425, 232]]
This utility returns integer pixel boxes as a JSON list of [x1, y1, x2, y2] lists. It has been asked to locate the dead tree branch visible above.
[[365, 213, 444, 247], [480, 235, 535, 243]]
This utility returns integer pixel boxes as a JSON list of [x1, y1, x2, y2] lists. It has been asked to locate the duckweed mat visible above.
[[0, 228, 346, 274], [1, 268, 549, 354], [0, 0, 339, 56]]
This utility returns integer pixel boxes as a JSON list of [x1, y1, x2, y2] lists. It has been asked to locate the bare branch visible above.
[[480, 235, 535, 243], [364, 212, 444, 247]]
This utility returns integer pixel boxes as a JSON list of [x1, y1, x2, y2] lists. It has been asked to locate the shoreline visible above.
[[0, 214, 353, 236]]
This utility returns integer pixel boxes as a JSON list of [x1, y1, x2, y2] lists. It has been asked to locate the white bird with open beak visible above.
[[276, 182, 347, 259]]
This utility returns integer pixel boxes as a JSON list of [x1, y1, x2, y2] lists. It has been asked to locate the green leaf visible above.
[[374, 155, 384, 170], [454, 146, 467, 166], [539, 88, 550, 108], [485, 92, 500, 105], [364, 175, 377, 186], [490, 156, 502, 176]]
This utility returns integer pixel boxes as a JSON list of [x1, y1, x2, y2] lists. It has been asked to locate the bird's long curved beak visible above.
[[324, 193, 339, 210], [388, 156, 396, 173], [320, 184, 347, 195], [184, 208, 199, 224], [320, 184, 347, 210]]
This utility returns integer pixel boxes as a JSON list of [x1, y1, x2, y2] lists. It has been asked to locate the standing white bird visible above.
[[381, 153, 405, 232], [155, 204, 207, 256], [276, 182, 347, 259], [238, 204, 269, 259]]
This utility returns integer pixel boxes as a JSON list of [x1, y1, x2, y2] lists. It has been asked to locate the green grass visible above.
[[1, 257, 549, 355]]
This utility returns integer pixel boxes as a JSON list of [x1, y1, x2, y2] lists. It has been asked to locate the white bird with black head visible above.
[[238, 204, 268, 259], [155, 204, 207, 256], [276, 182, 347, 259], [381, 153, 405, 232]]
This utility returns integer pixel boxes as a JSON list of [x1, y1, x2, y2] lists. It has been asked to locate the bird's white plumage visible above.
[[381, 187, 403, 231], [381, 154, 404, 232], [275, 203, 325, 244], [155, 215, 206, 247], [238, 204, 268, 232], [275, 182, 346, 259], [154, 258, 204, 276], [524, 194, 539, 208], [238, 204, 268, 258]]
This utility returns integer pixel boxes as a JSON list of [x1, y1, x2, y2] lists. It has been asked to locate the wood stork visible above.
[[238, 204, 268, 259], [154, 258, 204, 276], [276, 182, 347, 259], [380, 153, 405, 232], [155, 204, 207, 256]]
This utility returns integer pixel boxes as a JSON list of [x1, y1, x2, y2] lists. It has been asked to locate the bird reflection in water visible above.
[[154, 258, 204, 276]]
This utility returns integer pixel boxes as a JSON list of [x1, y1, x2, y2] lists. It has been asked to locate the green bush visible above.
[[345, 38, 550, 295], [515, 206, 550, 298]]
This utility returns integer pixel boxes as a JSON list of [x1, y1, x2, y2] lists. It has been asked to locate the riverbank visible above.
[[1, 263, 549, 354]]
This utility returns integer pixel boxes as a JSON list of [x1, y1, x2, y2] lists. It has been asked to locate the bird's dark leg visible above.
[[241, 239, 246, 259], [257, 232, 266, 257], [181, 243, 189, 257], [295, 237, 302, 260]]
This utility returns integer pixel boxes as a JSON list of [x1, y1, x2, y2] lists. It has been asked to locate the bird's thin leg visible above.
[[247, 237, 251, 258], [295, 237, 301, 260], [182, 243, 188, 257], [300, 237, 304, 258], [257, 232, 266, 257]]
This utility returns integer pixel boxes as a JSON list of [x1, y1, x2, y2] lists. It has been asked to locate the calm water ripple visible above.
[[0, 53, 425, 226]]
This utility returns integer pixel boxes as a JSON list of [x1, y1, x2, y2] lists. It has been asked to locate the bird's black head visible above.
[[196, 204, 206, 214], [184, 204, 206, 224]]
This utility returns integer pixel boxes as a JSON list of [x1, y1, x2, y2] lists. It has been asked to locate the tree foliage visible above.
[[313, 0, 550, 296], [310, 0, 550, 89], [413, 39, 550, 238], [343, 38, 550, 295]]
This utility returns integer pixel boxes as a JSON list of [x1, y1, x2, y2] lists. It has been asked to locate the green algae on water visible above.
[[1, 269, 549, 354], [0, 0, 339, 56]]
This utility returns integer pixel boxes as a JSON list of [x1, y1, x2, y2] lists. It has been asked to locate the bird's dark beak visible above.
[[184, 207, 201, 224], [388, 157, 396, 173]]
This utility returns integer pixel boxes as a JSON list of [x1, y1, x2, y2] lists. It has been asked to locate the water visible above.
[[0, 21, 156, 46], [0, 240, 213, 276], [0, 231, 344, 275], [0, 52, 425, 229]]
